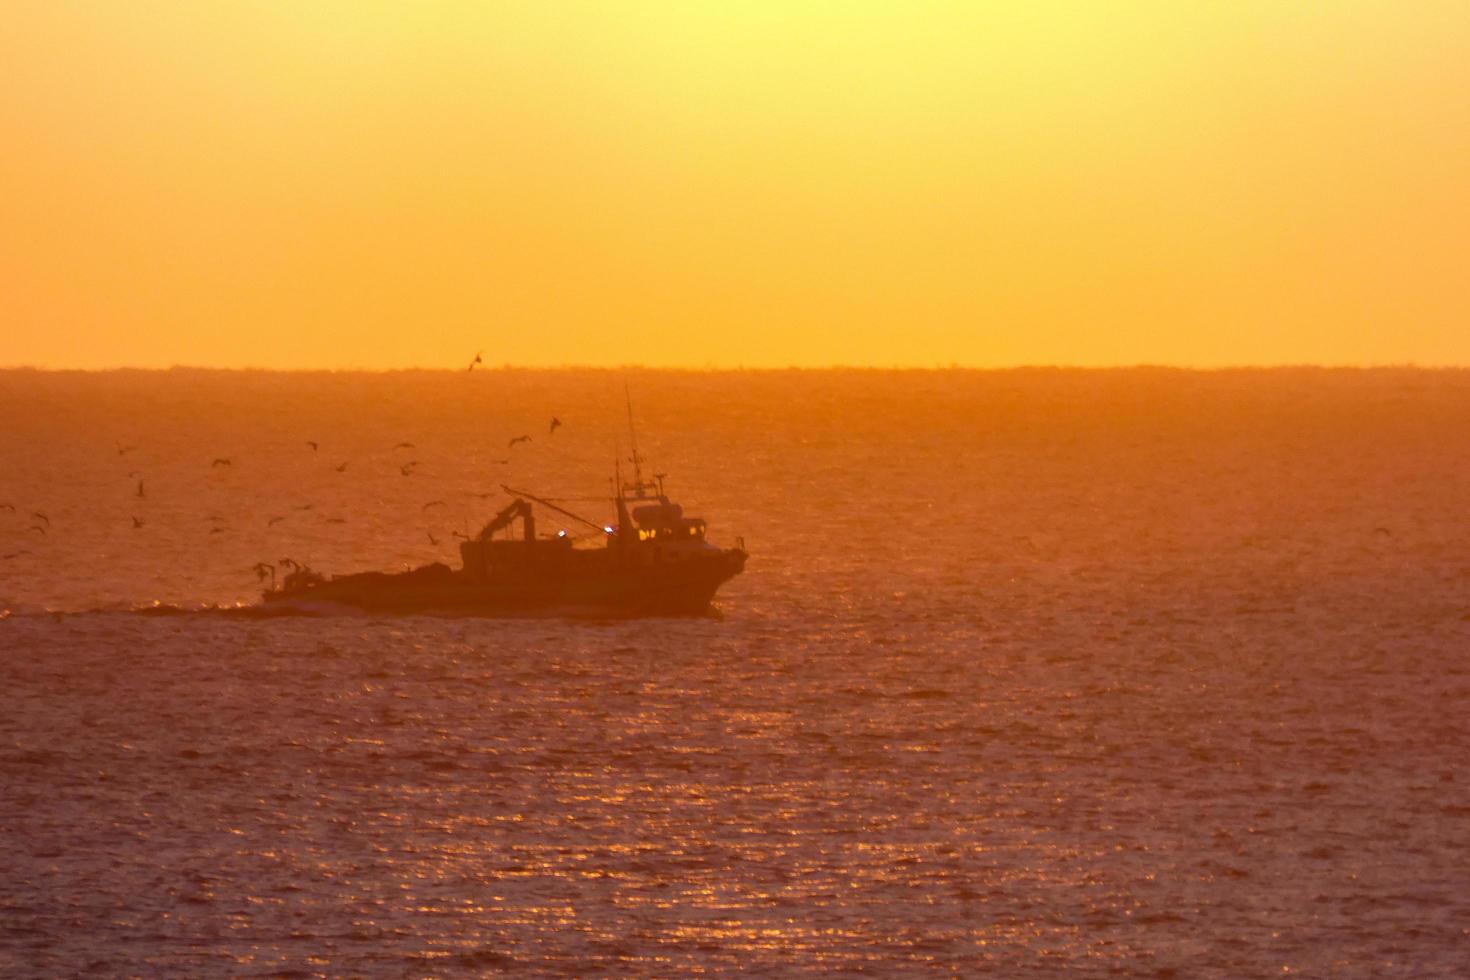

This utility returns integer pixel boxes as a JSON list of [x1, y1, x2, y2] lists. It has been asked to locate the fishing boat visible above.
[[260, 423, 747, 617]]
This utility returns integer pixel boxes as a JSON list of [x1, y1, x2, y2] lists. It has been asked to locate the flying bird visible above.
[[400, 462, 419, 476], [508, 435, 531, 448], [3, 550, 33, 559], [306, 441, 318, 452], [267, 515, 286, 527], [325, 517, 346, 525], [549, 417, 562, 435], [468, 351, 483, 372], [0, 503, 13, 512], [464, 490, 497, 499], [136, 479, 145, 499], [28, 525, 46, 535], [209, 527, 227, 535], [394, 442, 415, 450], [422, 500, 445, 511], [132, 516, 145, 529], [294, 503, 314, 511], [334, 461, 349, 472], [211, 457, 232, 468], [426, 530, 440, 546], [117, 444, 137, 456], [452, 530, 470, 541], [31, 512, 49, 527]]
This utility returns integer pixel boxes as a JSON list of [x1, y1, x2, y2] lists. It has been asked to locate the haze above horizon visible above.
[[4, 2, 1468, 370]]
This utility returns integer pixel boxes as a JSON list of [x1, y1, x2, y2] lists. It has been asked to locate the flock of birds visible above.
[[0, 503, 47, 560], [1, 405, 569, 579]]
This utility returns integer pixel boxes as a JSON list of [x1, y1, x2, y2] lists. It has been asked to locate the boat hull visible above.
[[262, 548, 746, 617]]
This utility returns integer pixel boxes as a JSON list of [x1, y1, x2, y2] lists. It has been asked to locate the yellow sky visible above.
[[3, 2, 1467, 369]]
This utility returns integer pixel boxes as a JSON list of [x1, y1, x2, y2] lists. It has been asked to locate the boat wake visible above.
[[1, 599, 724, 622]]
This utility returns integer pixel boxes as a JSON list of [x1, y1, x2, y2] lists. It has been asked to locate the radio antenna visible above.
[[624, 378, 644, 488]]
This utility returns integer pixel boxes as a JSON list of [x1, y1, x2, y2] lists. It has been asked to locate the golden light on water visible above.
[[4, 2, 1468, 368]]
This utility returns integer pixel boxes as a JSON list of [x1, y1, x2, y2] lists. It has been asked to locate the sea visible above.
[[2, 367, 1467, 977]]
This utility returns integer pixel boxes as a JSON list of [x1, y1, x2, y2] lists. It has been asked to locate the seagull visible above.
[[508, 435, 531, 448], [31, 511, 50, 527], [28, 526, 46, 535], [426, 530, 440, 546], [549, 417, 562, 435], [132, 516, 145, 529], [334, 461, 349, 472], [136, 479, 145, 499], [294, 503, 314, 511], [400, 462, 419, 476], [422, 500, 445, 511], [452, 531, 470, 541], [267, 515, 286, 527], [211, 457, 232, 468], [394, 442, 415, 450], [117, 444, 137, 456], [3, 550, 32, 559], [209, 527, 226, 535], [468, 351, 483, 372], [306, 441, 318, 452]]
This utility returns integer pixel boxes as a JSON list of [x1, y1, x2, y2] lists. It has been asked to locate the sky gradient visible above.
[[3, 2, 1468, 369]]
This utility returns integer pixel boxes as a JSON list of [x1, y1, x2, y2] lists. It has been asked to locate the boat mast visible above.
[[624, 378, 645, 490], [620, 376, 661, 499], [626, 376, 649, 487]]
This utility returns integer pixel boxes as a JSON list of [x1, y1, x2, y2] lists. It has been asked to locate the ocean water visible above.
[[2, 367, 1468, 976]]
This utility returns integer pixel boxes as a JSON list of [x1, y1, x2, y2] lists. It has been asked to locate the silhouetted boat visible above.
[[261, 434, 746, 617]]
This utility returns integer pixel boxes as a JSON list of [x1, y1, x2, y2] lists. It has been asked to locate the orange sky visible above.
[[3, 2, 1468, 369]]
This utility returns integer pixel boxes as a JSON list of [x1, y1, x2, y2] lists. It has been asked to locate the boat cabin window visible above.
[[635, 520, 706, 542]]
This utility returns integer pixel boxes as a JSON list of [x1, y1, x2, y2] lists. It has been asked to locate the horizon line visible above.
[[3, 362, 1470, 374]]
